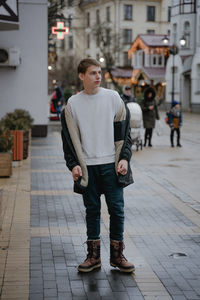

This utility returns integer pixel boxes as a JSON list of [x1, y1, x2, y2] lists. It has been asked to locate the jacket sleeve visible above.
[[61, 130, 79, 171], [119, 107, 132, 162], [141, 100, 149, 112], [168, 110, 173, 125], [61, 110, 79, 171]]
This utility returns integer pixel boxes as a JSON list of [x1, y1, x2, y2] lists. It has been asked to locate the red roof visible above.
[[139, 34, 169, 47], [142, 67, 166, 79], [111, 67, 133, 78]]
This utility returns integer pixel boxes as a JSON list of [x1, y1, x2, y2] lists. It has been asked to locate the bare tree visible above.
[[92, 23, 123, 93]]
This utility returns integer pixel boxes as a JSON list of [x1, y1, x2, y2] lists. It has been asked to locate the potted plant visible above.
[[1, 109, 34, 160], [0, 123, 13, 177]]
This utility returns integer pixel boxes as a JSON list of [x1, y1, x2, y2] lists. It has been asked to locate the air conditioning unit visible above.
[[0, 47, 20, 67]]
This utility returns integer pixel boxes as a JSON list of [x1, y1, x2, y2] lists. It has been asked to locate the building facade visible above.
[[165, 0, 200, 112], [79, 0, 170, 67], [0, 0, 48, 135]]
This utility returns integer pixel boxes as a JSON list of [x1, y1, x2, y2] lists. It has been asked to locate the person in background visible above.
[[54, 82, 64, 120], [141, 87, 159, 147], [135, 86, 144, 107], [168, 100, 182, 147], [121, 85, 135, 106], [61, 58, 135, 274]]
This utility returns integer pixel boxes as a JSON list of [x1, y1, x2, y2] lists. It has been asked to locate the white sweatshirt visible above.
[[67, 87, 122, 165]]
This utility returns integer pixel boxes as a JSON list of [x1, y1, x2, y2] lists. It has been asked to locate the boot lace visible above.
[[118, 243, 127, 263]]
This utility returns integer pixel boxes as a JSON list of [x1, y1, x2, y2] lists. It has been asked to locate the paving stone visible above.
[[29, 125, 200, 300], [58, 292, 73, 300], [44, 280, 57, 289], [29, 294, 44, 300], [44, 288, 58, 297]]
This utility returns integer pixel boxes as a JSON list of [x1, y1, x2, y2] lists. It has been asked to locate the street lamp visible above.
[[163, 35, 186, 103], [162, 35, 169, 45], [180, 36, 186, 47]]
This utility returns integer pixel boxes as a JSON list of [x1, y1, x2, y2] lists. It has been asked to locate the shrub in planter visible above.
[[1, 109, 34, 131], [1, 109, 34, 160], [0, 124, 13, 177]]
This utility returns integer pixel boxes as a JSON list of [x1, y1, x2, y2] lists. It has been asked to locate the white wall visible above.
[[0, 0, 48, 125]]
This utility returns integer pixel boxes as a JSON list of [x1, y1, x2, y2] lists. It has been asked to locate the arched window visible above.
[[184, 21, 190, 48], [172, 23, 177, 44]]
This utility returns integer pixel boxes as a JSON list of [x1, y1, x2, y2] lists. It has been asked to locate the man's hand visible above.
[[117, 159, 128, 175], [149, 105, 154, 110], [72, 166, 82, 181]]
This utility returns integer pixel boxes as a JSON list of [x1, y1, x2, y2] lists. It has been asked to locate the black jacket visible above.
[[61, 103, 133, 194]]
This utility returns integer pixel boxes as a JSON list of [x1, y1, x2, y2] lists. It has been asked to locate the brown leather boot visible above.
[[110, 240, 135, 273], [78, 240, 101, 272]]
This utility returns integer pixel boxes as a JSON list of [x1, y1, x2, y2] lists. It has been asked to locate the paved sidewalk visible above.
[[0, 112, 200, 300]]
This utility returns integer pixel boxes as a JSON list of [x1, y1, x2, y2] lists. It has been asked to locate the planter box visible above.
[[0, 152, 12, 177], [11, 130, 23, 161], [23, 129, 31, 159]]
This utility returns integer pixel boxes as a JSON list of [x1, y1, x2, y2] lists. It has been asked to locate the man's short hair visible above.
[[78, 58, 101, 74]]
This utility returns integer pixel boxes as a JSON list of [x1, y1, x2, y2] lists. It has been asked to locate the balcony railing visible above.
[[0, 0, 19, 30]]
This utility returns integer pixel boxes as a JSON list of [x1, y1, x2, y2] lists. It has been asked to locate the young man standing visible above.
[[61, 58, 134, 273]]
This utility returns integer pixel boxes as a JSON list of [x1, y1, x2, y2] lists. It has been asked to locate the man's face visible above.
[[125, 89, 131, 96], [79, 65, 101, 90]]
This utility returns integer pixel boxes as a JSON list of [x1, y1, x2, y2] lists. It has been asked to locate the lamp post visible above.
[[162, 35, 186, 104]]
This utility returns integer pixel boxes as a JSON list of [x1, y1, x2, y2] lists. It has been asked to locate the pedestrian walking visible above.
[[61, 58, 135, 273], [168, 100, 182, 147], [141, 86, 159, 147], [121, 85, 136, 106], [54, 82, 64, 120]]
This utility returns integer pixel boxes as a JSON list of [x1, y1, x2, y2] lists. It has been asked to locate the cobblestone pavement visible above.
[[1, 112, 200, 300], [28, 112, 200, 300]]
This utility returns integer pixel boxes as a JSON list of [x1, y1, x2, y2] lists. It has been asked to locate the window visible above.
[[69, 36, 73, 49], [123, 52, 131, 66], [96, 33, 100, 47], [184, 21, 190, 48], [135, 50, 143, 68], [173, 23, 177, 44], [167, 29, 170, 36], [106, 6, 110, 22], [147, 29, 155, 34], [197, 64, 200, 92], [106, 29, 111, 46], [87, 34, 90, 48], [150, 51, 163, 67], [158, 55, 163, 65], [96, 9, 100, 25], [147, 6, 155, 22], [87, 12, 90, 27], [123, 29, 132, 44], [168, 6, 171, 22], [199, 16, 200, 43], [124, 5, 132, 20], [96, 53, 100, 61]]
